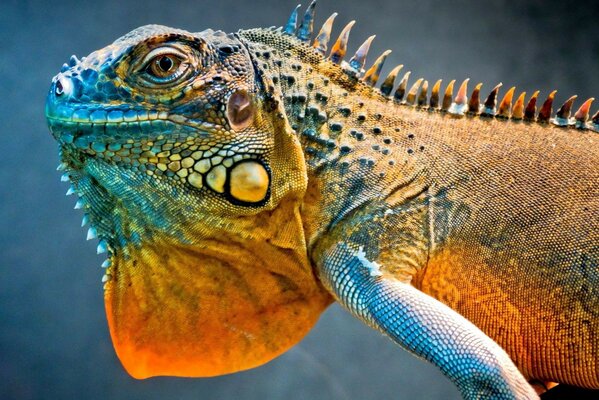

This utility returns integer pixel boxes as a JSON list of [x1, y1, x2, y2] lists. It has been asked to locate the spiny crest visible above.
[[282, 2, 598, 132]]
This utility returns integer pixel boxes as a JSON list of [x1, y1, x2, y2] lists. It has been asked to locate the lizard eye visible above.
[[139, 46, 191, 86]]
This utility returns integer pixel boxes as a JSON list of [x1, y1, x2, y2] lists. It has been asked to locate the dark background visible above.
[[1, 1, 598, 399]]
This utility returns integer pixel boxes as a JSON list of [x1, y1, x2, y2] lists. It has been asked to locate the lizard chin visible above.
[[104, 233, 332, 378]]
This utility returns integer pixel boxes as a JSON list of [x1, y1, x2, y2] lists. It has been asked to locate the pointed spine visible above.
[[329, 21, 355, 64], [592, 109, 599, 131], [417, 80, 429, 107], [441, 79, 455, 111], [379, 64, 402, 96], [468, 83, 482, 114], [297, 0, 317, 42], [349, 35, 376, 74], [284, 4, 302, 35], [574, 98, 594, 127], [362, 50, 392, 87], [512, 92, 527, 120], [313, 13, 337, 55], [393, 71, 411, 102], [406, 78, 423, 105], [429, 79, 442, 109], [524, 90, 539, 121], [498, 86, 516, 118], [482, 83, 502, 116], [538, 90, 557, 122], [449, 79, 469, 115], [554, 95, 577, 126]]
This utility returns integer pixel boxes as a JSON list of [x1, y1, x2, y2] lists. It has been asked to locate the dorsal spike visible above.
[[406, 78, 423, 105], [313, 13, 337, 54], [574, 98, 595, 123], [555, 95, 577, 122], [538, 90, 557, 122], [441, 79, 456, 111], [329, 20, 355, 64], [455, 79, 469, 105], [393, 71, 411, 102], [482, 83, 503, 116], [297, 0, 317, 42], [379, 64, 403, 96], [449, 78, 469, 115], [363, 50, 392, 87], [592, 109, 599, 125], [512, 91, 527, 120], [429, 79, 442, 109], [349, 35, 376, 74], [498, 86, 516, 118], [417, 80, 429, 107], [524, 90, 540, 121], [468, 83, 483, 114], [284, 4, 302, 35], [69, 55, 79, 67]]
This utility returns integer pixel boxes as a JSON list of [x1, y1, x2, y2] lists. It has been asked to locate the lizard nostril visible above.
[[55, 80, 64, 96]]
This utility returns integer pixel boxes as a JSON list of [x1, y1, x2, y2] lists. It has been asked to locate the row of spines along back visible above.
[[281, 1, 598, 131]]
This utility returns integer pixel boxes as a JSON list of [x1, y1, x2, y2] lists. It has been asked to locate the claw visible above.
[[363, 50, 392, 87], [538, 90, 557, 122], [329, 21, 355, 64], [313, 12, 337, 55], [379, 64, 402, 96]]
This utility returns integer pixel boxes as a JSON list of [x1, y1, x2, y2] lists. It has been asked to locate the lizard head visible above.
[[45, 25, 331, 378]]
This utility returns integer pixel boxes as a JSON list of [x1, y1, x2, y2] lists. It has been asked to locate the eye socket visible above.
[[138, 46, 192, 86], [147, 55, 181, 79]]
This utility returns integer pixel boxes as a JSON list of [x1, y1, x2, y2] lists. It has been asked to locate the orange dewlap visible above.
[[104, 239, 331, 378]]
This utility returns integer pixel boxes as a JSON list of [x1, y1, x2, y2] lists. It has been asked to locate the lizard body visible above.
[[45, 3, 598, 399]]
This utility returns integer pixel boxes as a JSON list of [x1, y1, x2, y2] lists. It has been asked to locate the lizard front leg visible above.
[[317, 241, 538, 400]]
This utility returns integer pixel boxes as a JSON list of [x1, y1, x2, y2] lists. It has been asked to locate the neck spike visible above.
[[468, 83, 483, 114], [284, 4, 302, 35], [429, 79, 442, 109], [555, 95, 577, 125], [394, 71, 411, 102], [297, 0, 317, 42], [524, 90, 539, 121], [498, 87, 516, 118], [406, 78, 423, 105], [538, 90, 557, 122], [313, 13, 337, 54], [363, 50, 392, 87], [349, 35, 376, 74], [449, 78, 469, 115], [482, 83, 503, 116], [512, 91, 527, 120], [379, 63, 402, 95], [329, 21, 355, 64], [441, 79, 456, 111], [417, 80, 429, 107], [574, 98, 594, 125]]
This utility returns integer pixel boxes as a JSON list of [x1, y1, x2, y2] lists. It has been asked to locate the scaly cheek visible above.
[[104, 239, 331, 378]]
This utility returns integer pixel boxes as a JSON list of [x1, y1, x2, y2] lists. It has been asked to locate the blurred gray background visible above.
[[1, 0, 598, 399]]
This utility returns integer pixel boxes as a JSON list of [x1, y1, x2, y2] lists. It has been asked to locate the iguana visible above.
[[45, 2, 598, 399]]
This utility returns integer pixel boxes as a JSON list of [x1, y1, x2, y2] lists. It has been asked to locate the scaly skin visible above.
[[45, 4, 597, 400]]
